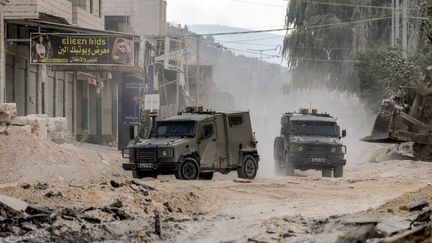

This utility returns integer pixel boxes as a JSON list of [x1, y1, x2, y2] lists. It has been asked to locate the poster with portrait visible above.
[[30, 33, 135, 66]]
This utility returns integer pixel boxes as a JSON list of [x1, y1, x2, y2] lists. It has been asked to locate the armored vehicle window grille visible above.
[[229, 115, 244, 126], [307, 145, 329, 156], [129, 148, 157, 163]]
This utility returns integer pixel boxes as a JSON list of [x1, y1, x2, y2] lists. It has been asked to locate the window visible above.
[[229, 115, 243, 126], [202, 124, 214, 138]]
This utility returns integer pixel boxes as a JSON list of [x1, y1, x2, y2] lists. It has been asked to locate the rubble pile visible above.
[[0, 103, 68, 144], [0, 179, 210, 242], [335, 186, 432, 242]]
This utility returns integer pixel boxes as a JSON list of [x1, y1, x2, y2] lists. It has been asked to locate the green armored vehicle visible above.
[[122, 107, 260, 180], [274, 109, 347, 178]]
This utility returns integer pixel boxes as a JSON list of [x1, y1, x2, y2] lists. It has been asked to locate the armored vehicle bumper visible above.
[[122, 162, 177, 174], [288, 157, 346, 169], [122, 147, 178, 174]]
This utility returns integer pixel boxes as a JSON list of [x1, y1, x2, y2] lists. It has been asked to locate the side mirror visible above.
[[342, 130, 347, 138], [129, 125, 135, 140]]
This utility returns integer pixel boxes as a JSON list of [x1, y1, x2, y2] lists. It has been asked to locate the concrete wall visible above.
[[72, 6, 104, 29], [103, 0, 166, 36], [3, 0, 73, 23]]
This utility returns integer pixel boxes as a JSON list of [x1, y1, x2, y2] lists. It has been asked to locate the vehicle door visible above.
[[198, 121, 218, 169]]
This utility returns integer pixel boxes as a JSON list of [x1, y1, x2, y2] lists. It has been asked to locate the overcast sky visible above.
[[166, 0, 287, 31]]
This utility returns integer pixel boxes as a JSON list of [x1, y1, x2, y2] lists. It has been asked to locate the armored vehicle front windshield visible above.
[[154, 121, 196, 138], [291, 121, 338, 137]]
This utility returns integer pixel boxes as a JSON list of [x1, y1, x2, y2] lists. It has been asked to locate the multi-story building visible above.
[[103, 0, 169, 148], [104, 0, 166, 36], [0, 0, 144, 146]]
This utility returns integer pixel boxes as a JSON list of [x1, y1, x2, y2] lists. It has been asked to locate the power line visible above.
[[289, 57, 359, 63], [297, 0, 419, 11], [232, 0, 286, 7], [183, 16, 392, 37], [236, 0, 420, 11]]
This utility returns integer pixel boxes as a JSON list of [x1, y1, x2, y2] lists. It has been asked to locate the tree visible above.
[[283, 0, 421, 91]]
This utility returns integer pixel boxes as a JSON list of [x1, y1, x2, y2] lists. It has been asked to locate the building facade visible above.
[[0, 0, 135, 146]]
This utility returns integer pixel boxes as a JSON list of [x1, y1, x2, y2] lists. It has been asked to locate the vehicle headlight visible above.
[[298, 146, 305, 152], [158, 148, 174, 158], [331, 147, 337, 153]]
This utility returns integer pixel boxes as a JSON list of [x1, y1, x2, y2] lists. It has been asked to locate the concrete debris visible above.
[[234, 178, 252, 183], [44, 191, 64, 198], [127, 180, 156, 191], [25, 205, 53, 216], [383, 224, 432, 242], [34, 182, 49, 190], [46, 117, 67, 144], [154, 212, 162, 239], [376, 216, 411, 236], [411, 208, 432, 226], [0, 103, 17, 119], [101, 206, 132, 220], [335, 225, 382, 243], [409, 200, 429, 212], [9, 114, 68, 143], [12, 115, 47, 140], [0, 123, 7, 135], [109, 199, 123, 208], [163, 202, 174, 213], [110, 180, 123, 188], [0, 111, 11, 124], [0, 194, 28, 219]]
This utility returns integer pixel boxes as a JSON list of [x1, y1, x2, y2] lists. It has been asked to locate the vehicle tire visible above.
[[237, 155, 258, 179], [274, 161, 284, 176], [175, 158, 199, 180], [199, 172, 214, 180], [274, 137, 284, 161], [322, 169, 332, 178], [334, 166, 343, 178], [284, 163, 295, 176], [132, 171, 158, 179]]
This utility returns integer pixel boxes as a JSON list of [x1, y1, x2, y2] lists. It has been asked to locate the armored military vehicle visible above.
[[274, 109, 347, 177], [122, 107, 260, 180]]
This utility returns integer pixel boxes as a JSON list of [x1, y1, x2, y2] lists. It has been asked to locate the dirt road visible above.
[[1, 156, 431, 242]]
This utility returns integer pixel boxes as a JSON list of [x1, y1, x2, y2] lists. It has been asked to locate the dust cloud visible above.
[[206, 83, 377, 178], [250, 89, 377, 177]]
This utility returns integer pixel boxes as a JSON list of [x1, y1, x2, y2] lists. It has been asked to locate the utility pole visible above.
[[391, 0, 395, 47], [196, 36, 200, 107], [395, 0, 400, 44], [402, 0, 408, 59]]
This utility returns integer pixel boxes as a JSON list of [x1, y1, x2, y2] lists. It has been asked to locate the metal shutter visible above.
[[27, 65, 38, 114], [5, 55, 14, 103], [46, 67, 55, 117], [15, 57, 26, 116], [56, 72, 65, 117], [65, 73, 74, 133]]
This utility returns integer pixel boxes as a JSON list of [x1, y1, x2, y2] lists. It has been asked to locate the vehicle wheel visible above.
[[322, 169, 332, 178], [237, 155, 258, 179], [334, 166, 343, 178], [132, 171, 157, 179], [274, 160, 284, 176], [274, 137, 284, 161], [175, 158, 199, 180], [284, 163, 295, 176], [199, 172, 214, 180]]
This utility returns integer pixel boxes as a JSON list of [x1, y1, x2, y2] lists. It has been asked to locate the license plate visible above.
[[307, 158, 326, 163], [137, 163, 154, 169]]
